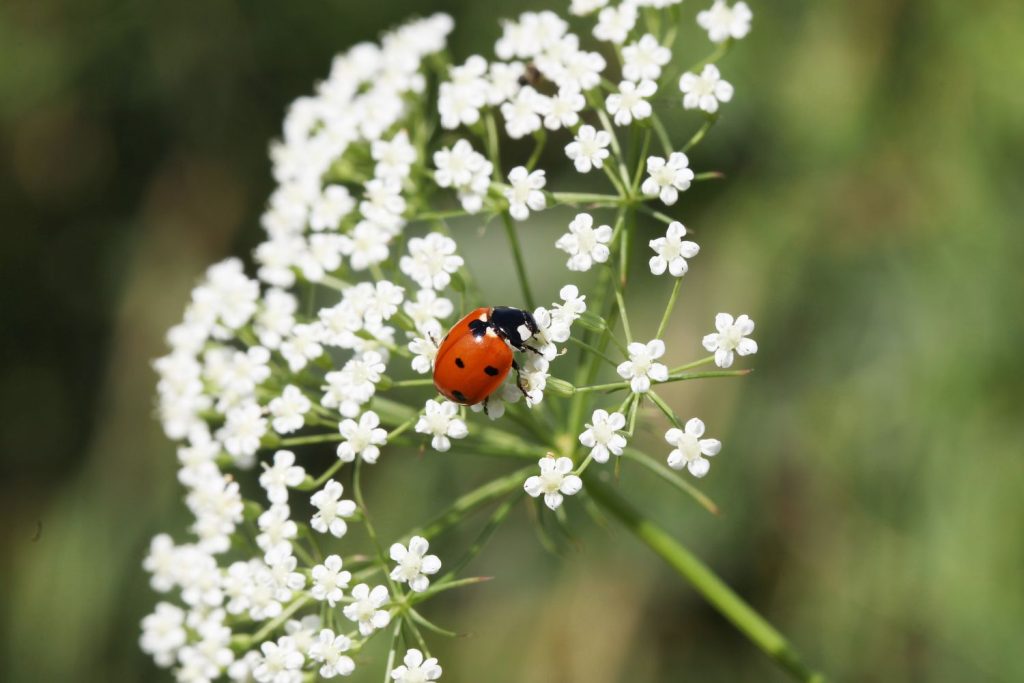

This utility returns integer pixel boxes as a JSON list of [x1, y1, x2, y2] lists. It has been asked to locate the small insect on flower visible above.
[[432, 306, 540, 410]]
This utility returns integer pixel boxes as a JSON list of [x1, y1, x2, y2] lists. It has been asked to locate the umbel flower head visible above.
[[141, 4, 772, 682]]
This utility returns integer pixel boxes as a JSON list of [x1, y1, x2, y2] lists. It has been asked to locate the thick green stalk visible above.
[[585, 476, 826, 683]]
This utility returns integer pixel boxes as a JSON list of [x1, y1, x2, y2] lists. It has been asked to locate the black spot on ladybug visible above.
[[452, 390, 468, 402], [455, 357, 465, 368], [468, 319, 488, 338], [484, 366, 500, 376]]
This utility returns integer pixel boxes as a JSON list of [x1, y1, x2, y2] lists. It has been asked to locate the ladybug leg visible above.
[[512, 359, 530, 399], [483, 396, 491, 418], [522, 343, 542, 356]]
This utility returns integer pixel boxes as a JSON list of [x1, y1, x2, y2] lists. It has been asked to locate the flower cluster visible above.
[[144, 3, 760, 681]]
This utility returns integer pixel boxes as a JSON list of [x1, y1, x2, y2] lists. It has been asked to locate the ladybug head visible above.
[[489, 306, 538, 350]]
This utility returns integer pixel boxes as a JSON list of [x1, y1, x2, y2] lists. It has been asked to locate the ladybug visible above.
[[433, 306, 539, 409]]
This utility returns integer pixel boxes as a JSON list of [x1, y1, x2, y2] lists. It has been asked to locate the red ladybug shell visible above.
[[433, 307, 513, 405]]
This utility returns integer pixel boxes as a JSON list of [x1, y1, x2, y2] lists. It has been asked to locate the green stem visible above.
[[584, 477, 826, 683], [501, 213, 536, 311], [650, 113, 674, 156], [621, 448, 719, 515], [656, 278, 683, 340], [683, 115, 718, 152]]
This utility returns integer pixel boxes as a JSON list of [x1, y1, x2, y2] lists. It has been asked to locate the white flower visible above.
[[565, 124, 611, 173], [310, 480, 357, 538], [310, 185, 355, 231], [408, 335, 439, 374], [571, 0, 608, 16], [268, 385, 311, 434], [259, 450, 306, 505], [622, 34, 671, 82], [594, 2, 637, 44], [140, 602, 186, 667], [360, 177, 406, 231], [433, 139, 487, 189], [617, 339, 669, 393], [339, 220, 392, 271], [500, 86, 546, 139], [414, 399, 468, 452], [389, 535, 441, 592], [280, 322, 324, 373], [399, 233, 464, 290], [649, 221, 700, 276], [606, 79, 656, 125], [539, 87, 585, 130], [697, 1, 753, 43], [337, 410, 388, 463], [524, 456, 583, 510], [311, 555, 351, 606], [665, 418, 722, 477], [579, 410, 627, 463], [218, 401, 266, 467], [343, 584, 391, 636], [504, 166, 546, 221], [641, 153, 694, 205], [256, 504, 297, 556], [555, 213, 613, 272], [390, 648, 442, 682], [254, 636, 304, 683], [679, 64, 734, 113], [372, 129, 416, 180], [556, 49, 606, 91], [322, 352, 386, 418], [438, 79, 487, 130], [403, 289, 453, 336], [255, 289, 297, 349], [308, 629, 355, 679], [702, 313, 757, 368]]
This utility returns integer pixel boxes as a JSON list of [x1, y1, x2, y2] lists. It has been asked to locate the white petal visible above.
[[687, 457, 710, 478], [560, 474, 583, 496], [700, 438, 722, 457], [684, 418, 705, 437]]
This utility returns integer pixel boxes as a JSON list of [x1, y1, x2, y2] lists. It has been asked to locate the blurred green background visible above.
[[2, 0, 1023, 681]]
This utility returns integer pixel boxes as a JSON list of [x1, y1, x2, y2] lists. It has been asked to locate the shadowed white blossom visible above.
[[556, 213, 612, 271], [580, 409, 627, 463], [337, 410, 388, 463], [642, 153, 694, 205], [259, 450, 306, 505], [310, 480, 357, 538], [311, 555, 351, 606], [524, 456, 582, 510], [504, 166, 547, 220], [702, 313, 757, 367], [389, 536, 441, 592], [390, 649, 442, 683], [698, 1, 752, 43], [680, 64, 734, 113], [665, 418, 722, 477], [606, 79, 656, 125], [343, 584, 391, 636], [308, 630, 355, 679], [649, 221, 700, 276], [414, 399, 468, 451], [565, 124, 611, 173], [617, 340, 669, 393], [623, 34, 671, 82]]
